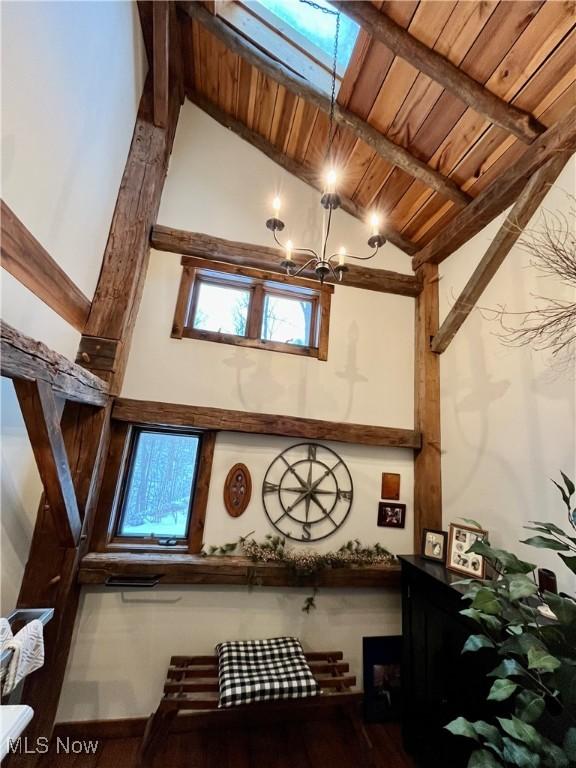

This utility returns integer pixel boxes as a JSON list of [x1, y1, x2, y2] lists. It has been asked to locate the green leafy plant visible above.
[[446, 473, 576, 767], [201, 534, 395, 612]]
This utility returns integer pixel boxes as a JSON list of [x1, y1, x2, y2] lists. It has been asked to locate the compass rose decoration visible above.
[[262, 443, 353, 542]]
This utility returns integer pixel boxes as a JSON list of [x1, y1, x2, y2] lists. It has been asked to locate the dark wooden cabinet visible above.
[[399, 556, 497, 767]]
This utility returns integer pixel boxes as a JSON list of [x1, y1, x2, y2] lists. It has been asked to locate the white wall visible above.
[[0, 0, 147, 612], [440, 160, 576, 594], [60, 104, 415, 721]]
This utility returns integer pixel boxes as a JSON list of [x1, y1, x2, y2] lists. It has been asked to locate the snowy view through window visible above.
[[118, 431, 200, 538]]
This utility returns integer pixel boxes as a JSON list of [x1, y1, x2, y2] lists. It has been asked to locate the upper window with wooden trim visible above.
[[217, 0, 359, 95], [172, 261, 333, 360]]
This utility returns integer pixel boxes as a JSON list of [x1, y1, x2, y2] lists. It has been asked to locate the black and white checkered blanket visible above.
[[216, 636, 320, 708]]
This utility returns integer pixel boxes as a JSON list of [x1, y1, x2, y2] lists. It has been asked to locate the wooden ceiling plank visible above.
[[178, 2, 471, 206], [187, 90, 417, 255], [153, 1, 170, 128], [217, 42, 239, 117], [411, 103, 576, 270], [333, 0, 545, 143], [431, 154, 569, 354], [406, 67, 576, 245], [151, 224, 422, 295], [396, 20, 576, 237], [0, 200, 91, 332]]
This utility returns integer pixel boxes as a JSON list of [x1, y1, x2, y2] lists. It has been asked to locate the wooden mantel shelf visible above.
[[78, 553, 401, 588]]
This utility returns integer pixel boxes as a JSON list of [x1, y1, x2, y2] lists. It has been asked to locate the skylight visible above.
[[258, 0, 359, 73]]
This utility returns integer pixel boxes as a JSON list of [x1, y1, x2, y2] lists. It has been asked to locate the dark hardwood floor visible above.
[[37, 719, 415, 767]]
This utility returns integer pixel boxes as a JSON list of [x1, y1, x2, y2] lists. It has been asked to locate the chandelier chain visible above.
[[298, 0, 340, 163]]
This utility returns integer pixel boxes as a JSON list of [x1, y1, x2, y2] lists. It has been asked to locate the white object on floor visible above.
[[1, 620, 44, 696], [0, 705, 34, 761]]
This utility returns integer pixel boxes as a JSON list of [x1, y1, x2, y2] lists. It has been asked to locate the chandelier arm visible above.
[[327, 246, 380, 264], [291, 258, 319, 277], [272, 230, 318, 259]]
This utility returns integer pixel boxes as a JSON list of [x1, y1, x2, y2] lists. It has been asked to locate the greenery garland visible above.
[[201, 534, 395, 612]]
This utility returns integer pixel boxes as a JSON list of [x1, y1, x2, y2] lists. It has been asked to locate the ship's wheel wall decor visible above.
[[262, 442, 353, 542]]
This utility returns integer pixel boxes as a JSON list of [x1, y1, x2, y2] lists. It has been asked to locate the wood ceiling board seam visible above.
[[403, 46, 576, 242]]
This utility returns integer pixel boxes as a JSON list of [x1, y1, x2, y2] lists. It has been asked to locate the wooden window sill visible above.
[[78, 552, 401, 588], [182, 328, 321, 358]]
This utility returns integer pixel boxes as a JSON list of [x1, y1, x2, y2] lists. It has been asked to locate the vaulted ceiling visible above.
[[173, 0, 576, 258]]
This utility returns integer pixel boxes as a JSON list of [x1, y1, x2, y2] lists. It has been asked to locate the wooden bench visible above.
[[139, 650, 374, 766]]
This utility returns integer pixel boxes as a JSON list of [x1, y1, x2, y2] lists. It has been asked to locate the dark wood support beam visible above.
[[151, 226, 422, 297], [179, 1, 471, 207], [413, 265, 441, 551], [13, 380, 82, 547], [1, 320, 109, 406], [412, 106, 576, 270], [187, 90, 417, 256], [153, 2, 169, 127], [431, 154, 569, 354], [113, 397, 422, 450], [79, 552, 401, 588], [0, 200, 91, 331], [82, 68, 182, 393], [332, 1, 545, 144]]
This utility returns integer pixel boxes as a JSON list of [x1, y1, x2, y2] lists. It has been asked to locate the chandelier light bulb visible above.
[[338, 246, 346, 266], [370, 212, 381, 236], [325, 168, 338, 193], [285, 239, 294, 261], [272, 196, 282, 215]]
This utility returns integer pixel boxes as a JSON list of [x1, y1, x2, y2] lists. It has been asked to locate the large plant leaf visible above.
[[564, 728, 576, 761], [461, 607, 502, 631], [472, 589, 502, 616], [459, 517, 484, 530], [520, 536, 570, 551], [497, 717, 542, 751], [462, 634, 495, 653], [527, 647, 561, 673], [540, 740, 569, 768], [525, 522, 568, 537], [543, 592, 576, 624], [468, 750, 504, 768], [472, 721, 502, 745], [552, 479, 572, 509], [514, 690, 545, 723], [489, 659, 527, 679], [559, 472, 575, 497], [488, 679, 518, 701], [501, 737, 541, 768], [506, 575, 539, 601], [467, 541, 535, 574], [445, 717, 478, 740], [558, 554, 576, 574]]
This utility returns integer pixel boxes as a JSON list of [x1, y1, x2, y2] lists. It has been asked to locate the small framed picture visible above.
[[447, 523, 488, 578], [381, 472, 401, 501], [421, 529, 448, 563], [378, 503, 406, 528]]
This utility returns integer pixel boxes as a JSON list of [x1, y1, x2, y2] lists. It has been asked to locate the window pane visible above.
[[192, 281, 250, 336], [118, 431, 199, 538], [262, 294, 313, 346], [258, 0, 359, 72]]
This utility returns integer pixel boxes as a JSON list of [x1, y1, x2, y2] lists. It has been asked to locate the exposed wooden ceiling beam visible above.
[[113, 397, 423, 449], [14, 379, 82, 547], [1, 319, 109, 407], [151, 225, 422, 297], [178, 1, 471, 207], [412, 105, 576, 271], [1, 200, 91, 331], [153, 2, 170, 128], [331, 1, 545, 145], [188, 89, 417, 255], [431, 154, 569, 354]]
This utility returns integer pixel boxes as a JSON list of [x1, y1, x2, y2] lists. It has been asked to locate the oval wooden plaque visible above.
[[224, 463, 252, 518]]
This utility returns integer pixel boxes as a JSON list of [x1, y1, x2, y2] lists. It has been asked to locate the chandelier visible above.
[[265, 2, 386, 284]]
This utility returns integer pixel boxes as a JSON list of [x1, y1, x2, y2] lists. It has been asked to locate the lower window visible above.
[[91, 423, 216, 553]]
